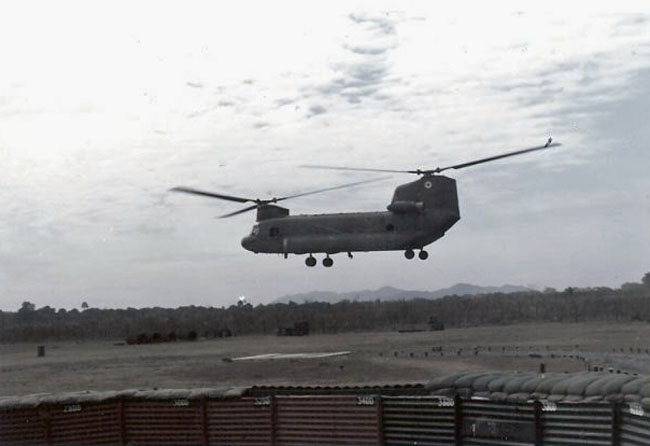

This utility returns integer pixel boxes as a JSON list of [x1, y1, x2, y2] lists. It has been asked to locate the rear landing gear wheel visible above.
[[418, 250, 428, 260], [323, 256, 333, 268], [305, 256, 316, 267], [404, 249, 415, 259]]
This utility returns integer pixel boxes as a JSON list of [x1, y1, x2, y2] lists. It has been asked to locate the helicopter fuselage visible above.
[[240, 175, 460, 256], [241, 210, 458, 254]]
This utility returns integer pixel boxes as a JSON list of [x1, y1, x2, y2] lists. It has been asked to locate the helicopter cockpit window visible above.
[[251, 225, 259, 236], [269, 227, 280, 237]]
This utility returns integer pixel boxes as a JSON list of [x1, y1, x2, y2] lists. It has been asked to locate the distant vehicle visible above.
[[429, 316, 445, 331], [172, 138, 559, 267], [277, 321, 310, 336]]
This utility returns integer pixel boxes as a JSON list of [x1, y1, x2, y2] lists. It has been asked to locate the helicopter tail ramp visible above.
[[1, 371, 648, 445]]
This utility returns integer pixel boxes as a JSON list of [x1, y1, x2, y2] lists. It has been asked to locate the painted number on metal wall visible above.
[[541, 400, 557, 412], [63, 404, 82, 413], [254, 397, 271, 407], [437, 397, 454, 407], [356, 396, 375, 406], [629, 403, 644, 416], [173, 399, 190, 407]]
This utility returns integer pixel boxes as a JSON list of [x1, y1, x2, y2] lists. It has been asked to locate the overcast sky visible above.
[[1, 2, 649, 310]]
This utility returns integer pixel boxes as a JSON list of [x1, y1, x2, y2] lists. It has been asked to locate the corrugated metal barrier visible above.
[[50, 401, 122, 445], [275, 395, 381, 445], [0, 407, 47, 445], [620, 403, 650, 446], [462, 399, 536, 446], [123, 398, 206, 446], [207, 397, 272, 445], [3, 396, 648, 445], [540, 402, 613, 445], [382, 395, 456, 445]]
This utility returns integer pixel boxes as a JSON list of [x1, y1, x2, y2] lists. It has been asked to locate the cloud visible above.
[[316, 70, 385, 103], [349, 12, 396, 35], [307, 104, 327, 117], [186, 81, 204, 89], [613, 14, 649, 34], [275, 97, 296, 107], [252, 121, 270, 129], [343, 44, 391, 55], [306, 12, 400, 106], [187, 106, 218, 118], [187, 99, 237, 118]]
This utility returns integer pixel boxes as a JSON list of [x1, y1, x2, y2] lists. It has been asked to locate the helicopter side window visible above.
[[251, 225, 259, 236], [269, 227, 280, 237]]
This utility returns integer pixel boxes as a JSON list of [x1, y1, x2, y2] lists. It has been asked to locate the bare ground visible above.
[[1, 322, 648, 396]]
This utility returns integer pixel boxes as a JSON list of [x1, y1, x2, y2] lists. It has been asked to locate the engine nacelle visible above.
[[256, 204, 289, 221], [387, 200, 424, 213]]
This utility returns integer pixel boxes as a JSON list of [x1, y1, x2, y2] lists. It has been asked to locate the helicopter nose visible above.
[[241, 235, 255, 251]]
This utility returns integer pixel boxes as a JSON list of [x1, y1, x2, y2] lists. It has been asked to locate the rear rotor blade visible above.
[[301, 165, 414, 174], [276, 176, 389, 201], [302, 138, 559, 176], [217, 204, 259, 218], [432, 138, 560, 173], [170, 186, 253, 203]]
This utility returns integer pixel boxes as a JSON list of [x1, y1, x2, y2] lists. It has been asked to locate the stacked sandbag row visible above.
[[426, 371, 650, 406]]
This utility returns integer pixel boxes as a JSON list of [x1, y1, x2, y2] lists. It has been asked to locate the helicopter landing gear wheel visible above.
[[305, 256, 316, 267], [404, 249, 415, 260], [323, 256, 333, 268], [418, 250, 428, 260]]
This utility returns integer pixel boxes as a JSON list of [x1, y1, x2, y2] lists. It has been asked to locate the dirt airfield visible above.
[[2, 322, 648, 396]]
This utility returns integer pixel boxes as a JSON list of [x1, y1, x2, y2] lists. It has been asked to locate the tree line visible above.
[[1, 273, 649, 342]]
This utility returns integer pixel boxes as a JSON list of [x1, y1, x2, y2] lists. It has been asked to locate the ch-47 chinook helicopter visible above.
[[171, 138, 559, 267]]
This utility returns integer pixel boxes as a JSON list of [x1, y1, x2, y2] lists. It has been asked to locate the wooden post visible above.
[[43, 403, 52, 445], [533, 400, 543, 446], [116, 398, 126, 445], [118, 399, 126, 445], [202, 398, 209, 446], [376, 396, 384, 446], [270, 395, 278, 446], [611, 402, 621, 446], [454, 394, 463, 445]]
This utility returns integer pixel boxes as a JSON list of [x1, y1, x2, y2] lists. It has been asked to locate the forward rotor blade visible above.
[[170, 186, 253, 203], [217, 204, 259, 218], [434, 138, 560, 173], [276, 177, 389, 201], [301, 165, 413, 174]]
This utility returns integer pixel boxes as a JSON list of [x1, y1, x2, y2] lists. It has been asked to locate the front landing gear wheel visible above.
[[323, 256, 334, 268], [418, 250, 428, 260], [404, 249, 415, 259], [305, 256, 316, 267]]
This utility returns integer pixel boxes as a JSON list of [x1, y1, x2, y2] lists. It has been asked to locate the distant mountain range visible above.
[[272, 283, 532, 304]]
